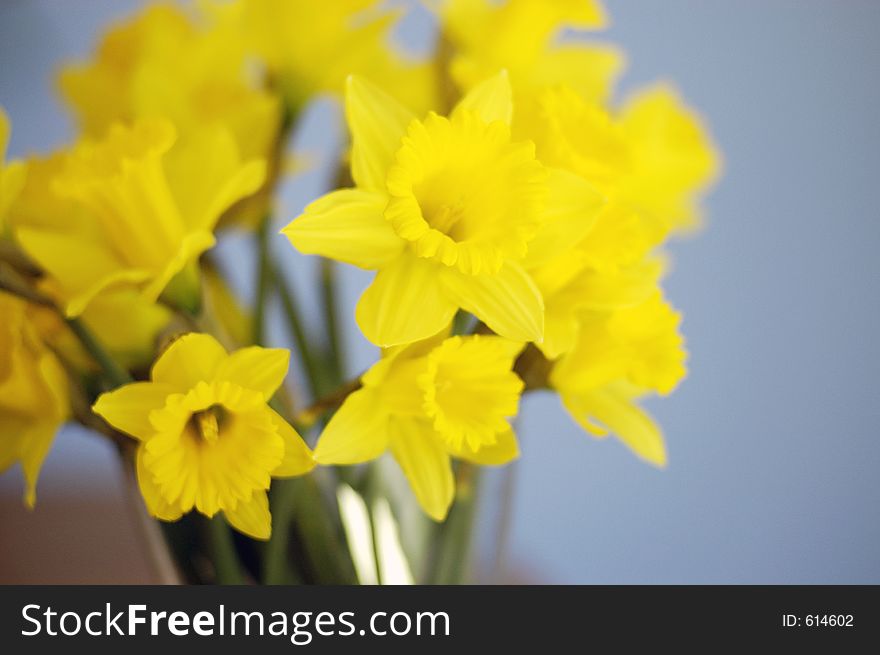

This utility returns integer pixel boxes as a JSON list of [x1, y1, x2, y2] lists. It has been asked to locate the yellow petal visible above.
[[532, 45, 624, 103], [17, 420, 58, 509], [80, 290, 172, 370], [225, 490, 271, 540], [15, 227, 152, 317], [269, 409, 315, 477], [389, 417, 454, 522], [572, 259, 663, 312], [0, 161, 26, 226], [619, 83, 720, 233], [523, 168, 605, 268], [282, 189, 403, 269], [561, 387, 667, 467], [452, 70, 512, 125], [442, 260, 544, 343], [313, 388, 390, 465], [346, 75, 415, 192], [92, 382, 174, 440], [164, 125, 267, 232], [446, 426, 520, 466], [356, 254, 457, 347], [215, 346, 289, 399], [151, 333, 227, 390], [136, 445, 184, 521]]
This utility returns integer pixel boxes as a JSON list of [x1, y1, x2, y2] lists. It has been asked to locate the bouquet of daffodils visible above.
[[0, 0, 717, 584]]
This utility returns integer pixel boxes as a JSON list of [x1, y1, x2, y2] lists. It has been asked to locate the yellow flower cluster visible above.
[[283, 0, 718, 513], [0, 0, 718, 535]]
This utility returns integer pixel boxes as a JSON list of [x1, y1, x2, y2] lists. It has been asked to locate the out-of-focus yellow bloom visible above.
[[0, 293, 69, 507], [9, 151, 172, 369], [225, 0, 433, 112], [550, 294, 687, 466], [440, 0, 622, 108], [14, 119, 265, 317], [518, 83, 717, 358], [530, 248, 663, 359], [284, 72, 602, 346], [314, 333, 522, 520], [0, 107, 26, 233], [92, 333, 313, 539], [526, 83, 719, 242], [58, 4, 280, 165]]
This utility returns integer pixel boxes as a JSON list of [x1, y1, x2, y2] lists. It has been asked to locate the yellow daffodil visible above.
[[227, 0, 434, 112], [92, 333, 314, 540], [58, 4, 280, 165], [9, 151, 172, 368], [14, 119, 265, 317], [550, 294, 687, 466], [284, 71, 602, 347], [440, 0, 622, 108], [0, 292, 69, 507], [514, 83, 717, 358], [526, 83, 719, 243], [0, 107, 26, 233], [314, 334, 523, 520]]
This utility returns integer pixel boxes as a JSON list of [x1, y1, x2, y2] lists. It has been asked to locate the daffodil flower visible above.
[[0, 293, 69, 507], [15, 119, 265, 317], [314, 334, 523, 520], [550, 294, 687, 466], [284, 71, 602, 347], [515, 83, 717, 359], [92, 334, 313, 540]]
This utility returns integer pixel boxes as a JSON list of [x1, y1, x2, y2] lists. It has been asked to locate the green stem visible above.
[[264, 474, 357, 584], [319, 258, 344, 386], [263, 480, 298, 585], [491, 460, 518, 583], [274, 268, 323, 399], [65, 316, 132, 387], [363, 463, 384, 584], [253, 216, 273, 345], [428, 463, 481, 584], [208, 516, 245, 585]]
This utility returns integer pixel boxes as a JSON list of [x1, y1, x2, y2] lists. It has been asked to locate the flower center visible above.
[[384, 110, 546, 275], [428, 202, 465, 236], [188, 404, 226, 445]]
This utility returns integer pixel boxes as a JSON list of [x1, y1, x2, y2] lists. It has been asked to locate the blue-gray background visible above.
[[1, 0, 878, 583]]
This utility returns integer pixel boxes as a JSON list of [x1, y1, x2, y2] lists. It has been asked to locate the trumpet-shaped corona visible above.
[[92, 333, 314, 539]]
